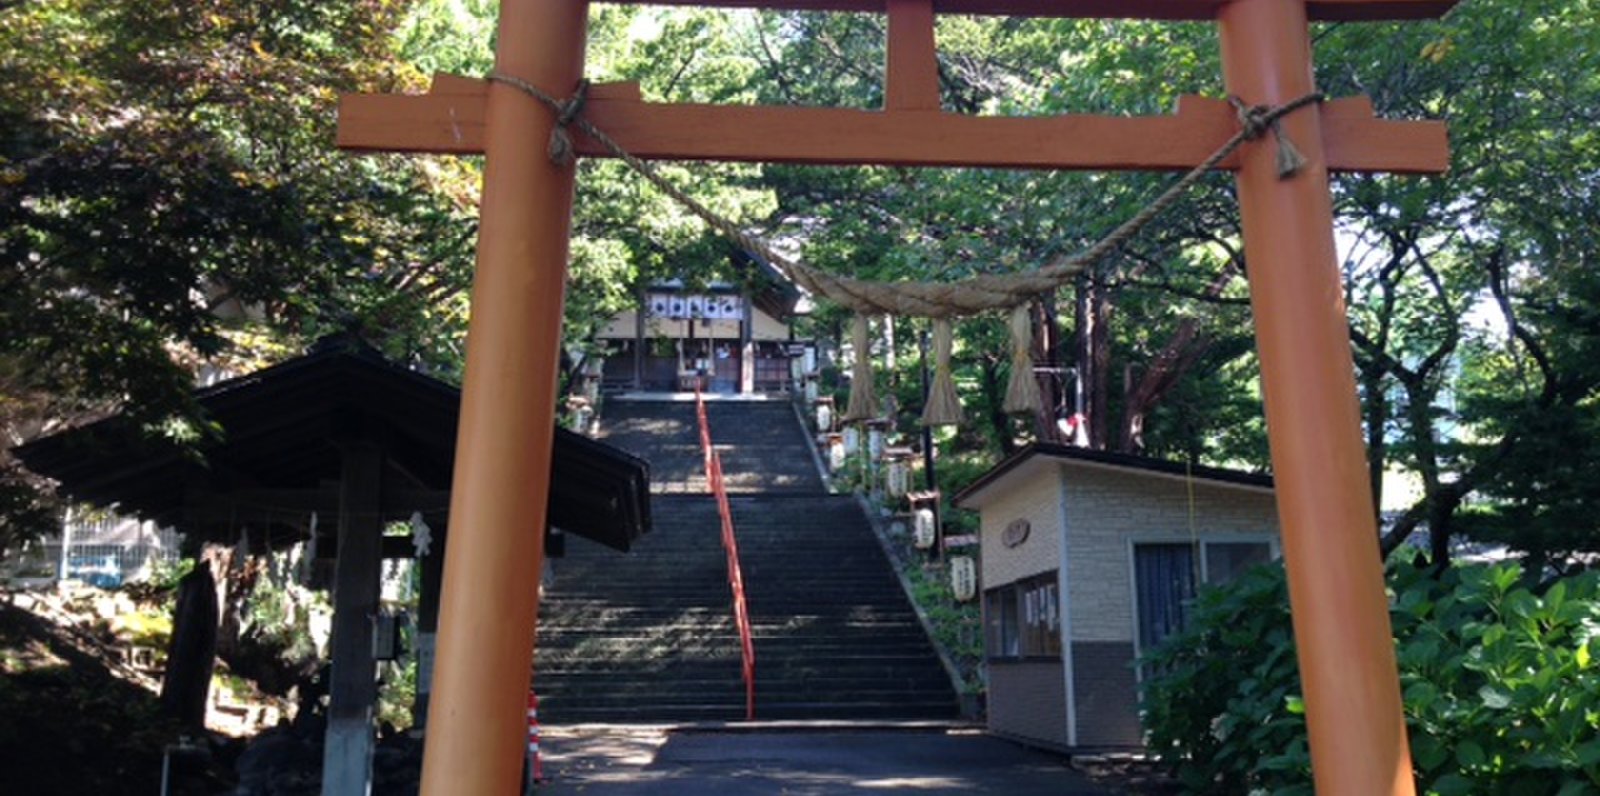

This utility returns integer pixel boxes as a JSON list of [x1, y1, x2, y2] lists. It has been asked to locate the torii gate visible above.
[[338, 0, 1455, 793]]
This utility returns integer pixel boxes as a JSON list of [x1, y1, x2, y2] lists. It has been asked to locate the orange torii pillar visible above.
[[1220, 2, 1414, 792], [337, 0, 1454, 793], [414, 1, 587, 795]]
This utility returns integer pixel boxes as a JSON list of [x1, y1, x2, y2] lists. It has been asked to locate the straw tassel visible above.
[[1273, 125, 1308, 178], [1002, 304, 1042, 415], [842, 313, 879, 422], [921, 317, 964, 426]]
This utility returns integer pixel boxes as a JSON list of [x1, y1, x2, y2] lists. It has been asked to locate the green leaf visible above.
[[1553, 780, 1590, 796], [1478, 684, 1513, 710], [1412, 735, 1450, 773], [1430, 774, 1476, 796], [1576, 738, 1600, 768], [1455, 739, 1486, 769]]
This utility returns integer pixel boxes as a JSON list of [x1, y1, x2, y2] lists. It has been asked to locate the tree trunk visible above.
[[1116, 320, 1209, 453], [1031, 298, 1066, 443], [1113, 263, 1238, 453], [979, 355, 1016, 455], [1361, 367, 1389, 521], [1081, 281, 1120, 447]]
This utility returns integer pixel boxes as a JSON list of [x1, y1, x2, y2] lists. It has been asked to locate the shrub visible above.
[[1139, 558, 1600, 795]]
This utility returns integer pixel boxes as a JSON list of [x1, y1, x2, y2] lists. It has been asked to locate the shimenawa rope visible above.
[[485, 72, 1322, 420]]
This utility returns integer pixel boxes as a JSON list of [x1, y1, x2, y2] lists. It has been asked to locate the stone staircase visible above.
[[534, 399, 957, 723]]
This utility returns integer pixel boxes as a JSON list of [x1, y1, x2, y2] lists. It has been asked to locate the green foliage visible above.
[[243, 570, 330, 670], [1140, 559, 1600, 795], [1140, 565, 1308, 795]]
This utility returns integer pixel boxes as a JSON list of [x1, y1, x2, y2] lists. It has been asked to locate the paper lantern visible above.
[[950, 556, 977, 602], [913, 508, 937, 550], [843, 426, 860, 455], [827, 434, 846, 472], [815, 403, 833, 432], [867, 425, 885, 460], [886, 457, 910, 498], [569, 403, 592, 433], [804, 379, 818, 403]]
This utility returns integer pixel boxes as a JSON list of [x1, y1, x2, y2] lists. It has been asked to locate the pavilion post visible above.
[[418, 0, 589, 792], [1219, 1, 1415, 793], [411, 520, 445, 730], [323, 442, 384, 796]]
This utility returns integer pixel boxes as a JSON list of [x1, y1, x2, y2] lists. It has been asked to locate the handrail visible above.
[[695, 383, 756, 720]]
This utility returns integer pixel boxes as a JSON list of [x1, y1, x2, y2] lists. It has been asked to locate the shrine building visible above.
[[593, 261, 812, 396]]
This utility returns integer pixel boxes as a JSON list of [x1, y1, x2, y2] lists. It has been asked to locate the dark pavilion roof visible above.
[[13, 335, 651, 551]]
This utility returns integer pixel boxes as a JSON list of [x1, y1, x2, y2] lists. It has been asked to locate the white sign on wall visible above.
[[647, 293, 742, 320]]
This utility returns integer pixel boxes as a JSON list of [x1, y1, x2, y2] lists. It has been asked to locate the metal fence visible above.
[[4, 510, 182, 587]]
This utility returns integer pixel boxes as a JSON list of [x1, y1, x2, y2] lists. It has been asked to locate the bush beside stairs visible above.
[[534, 399, 959, 723]]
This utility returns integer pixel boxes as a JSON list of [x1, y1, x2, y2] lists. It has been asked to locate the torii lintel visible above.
[[606, 0, 1458, 21], [339, 76, 1448, 173], [338, 0, 1455, 174]]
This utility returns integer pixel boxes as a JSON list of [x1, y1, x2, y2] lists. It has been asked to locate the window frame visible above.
[[1127, 534, 1279, 676], [983, 570, 1063, 663]]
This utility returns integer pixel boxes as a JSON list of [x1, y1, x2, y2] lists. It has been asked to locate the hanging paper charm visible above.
[[410, 511, 433, 558]]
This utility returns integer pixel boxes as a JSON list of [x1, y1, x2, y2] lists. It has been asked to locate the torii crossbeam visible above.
[[338, 1, 1455, 793]]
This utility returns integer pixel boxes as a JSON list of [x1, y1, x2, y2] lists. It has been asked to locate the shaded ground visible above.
[[0, 598, 234, 795], [537, 726, 1160, 795]]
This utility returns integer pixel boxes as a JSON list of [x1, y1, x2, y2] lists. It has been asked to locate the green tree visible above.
[[0, 0, 479, 552]]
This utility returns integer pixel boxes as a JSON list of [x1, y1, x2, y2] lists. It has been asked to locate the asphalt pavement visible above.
[[534, 725, 1119, 795]]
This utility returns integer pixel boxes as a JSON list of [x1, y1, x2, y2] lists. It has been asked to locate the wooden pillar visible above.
[[418, 0, 588, 792], [322, 442, 383, 796], [160, 550, 219, 729], [411, 521, 445, 730], [739, 294, 754, 394], [633, 288, 646, 391], [885, 0, 940, 111], [1218, 2, 1414, 793]]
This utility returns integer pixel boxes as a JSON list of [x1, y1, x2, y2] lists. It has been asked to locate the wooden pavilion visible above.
[[14, 333, 651, 793]]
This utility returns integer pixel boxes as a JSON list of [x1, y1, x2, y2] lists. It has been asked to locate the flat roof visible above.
[[951, 443, 1273, 509]]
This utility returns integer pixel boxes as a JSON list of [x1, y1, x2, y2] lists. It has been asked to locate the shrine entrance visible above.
[[338, 1, 1455, 793]]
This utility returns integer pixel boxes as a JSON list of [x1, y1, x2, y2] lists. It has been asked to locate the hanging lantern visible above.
[[867, 419, 887, 461], [885, 452, 911, 498], [843, 425, 861, 456], [804, 377, 819, 403], [815, 400, 833, 432], [826, 433, 846, 473], [950, 556, 977, 602], [913, 508, 937, 550], [566, 397, 593, 433]]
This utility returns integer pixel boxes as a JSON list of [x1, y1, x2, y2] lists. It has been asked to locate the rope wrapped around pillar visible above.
[[1002, 304, 1042, 415], [842, 313, 879, 422], [921, 317, 963, 426]]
